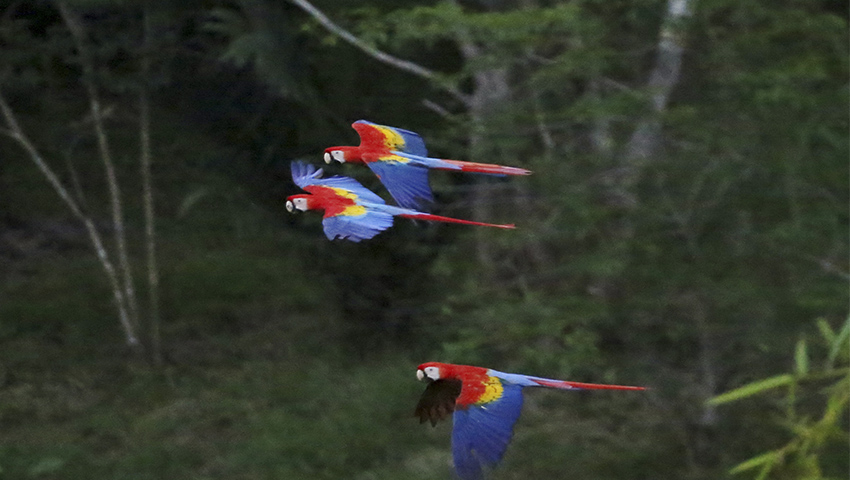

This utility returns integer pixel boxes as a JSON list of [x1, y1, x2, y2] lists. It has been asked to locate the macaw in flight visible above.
[[286, 161, 514, 242], [415, 362, 646, 480], [323, 120, 532, 209]]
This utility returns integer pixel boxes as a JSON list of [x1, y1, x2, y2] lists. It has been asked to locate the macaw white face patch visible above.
[[286, 197, 308, 212], [418, 366, 440, 381], [325, 150, 346, 163]]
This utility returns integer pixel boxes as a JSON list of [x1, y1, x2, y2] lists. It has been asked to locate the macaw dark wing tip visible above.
[[414, 378, 462, 427]]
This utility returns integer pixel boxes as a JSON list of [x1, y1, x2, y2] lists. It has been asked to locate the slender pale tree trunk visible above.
[[139, 1, 162, 365], [56, 0, 142, 337], [0, 92, 139, 346], [619, 1, 716, 472], [456, 37, 511, 269], [624, 0, 694, 165], [597, 0, 695, 267]]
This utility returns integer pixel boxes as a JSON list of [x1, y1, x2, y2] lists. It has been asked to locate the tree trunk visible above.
[[139, 1, 162, 365], [624, 0, 694, 166], [56, 0, 142, 340], [455, 14, 511, 269], [0, 92, 139, 347]]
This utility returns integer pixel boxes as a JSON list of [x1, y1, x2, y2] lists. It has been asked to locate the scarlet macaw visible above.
[[286, 161, 514, 242], [414, 362, 646, 480], [323, 120, 531, 209]]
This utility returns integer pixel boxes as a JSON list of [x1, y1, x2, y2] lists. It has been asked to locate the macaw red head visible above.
[[417, 362, 448, 382], [286, 194, 312, 213], [323, 146, 360, 165]]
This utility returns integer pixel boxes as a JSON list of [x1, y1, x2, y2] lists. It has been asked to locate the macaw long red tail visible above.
[[435, 159, 531, 176], [399, 213, 515, 229], [532, 378, 647, 391]]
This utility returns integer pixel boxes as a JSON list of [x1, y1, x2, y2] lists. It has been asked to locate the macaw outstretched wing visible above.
[[322, 209, 394, 242], [366, 160, 434, 209], [352, 120, 428, 156], [451, 382, 524, 480], [290, 160, 386, 205]]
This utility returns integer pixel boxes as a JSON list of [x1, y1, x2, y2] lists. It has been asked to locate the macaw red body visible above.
[[415, 362, 646, 480], [323, 120, 531, 209], [286, 161, 514, 242]]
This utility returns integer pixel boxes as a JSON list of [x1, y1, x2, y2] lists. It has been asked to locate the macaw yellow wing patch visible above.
[[338, 204, 367, 217], [373, 125, 407, 150], [327, 187, 359, 200], [374, 153, 412, 164], [476, 377, 505, 405]]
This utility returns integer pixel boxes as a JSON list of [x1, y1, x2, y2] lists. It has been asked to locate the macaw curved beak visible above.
[[323, 152, 333, 164], [416, 369, 425, 381]]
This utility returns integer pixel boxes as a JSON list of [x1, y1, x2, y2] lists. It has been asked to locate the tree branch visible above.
[[0, 90, 139, 346], [56, 0, 142, 334], [140, 0, 163, 366], [288, 0, 470, 105]]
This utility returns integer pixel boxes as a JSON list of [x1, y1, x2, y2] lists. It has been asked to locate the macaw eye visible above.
[[285, 200, 295, 213], [323, 152, 333, 164]]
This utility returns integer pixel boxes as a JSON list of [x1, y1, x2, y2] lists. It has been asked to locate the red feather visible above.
[[418, 362, 493, 407], [398, 213, 514, 230]]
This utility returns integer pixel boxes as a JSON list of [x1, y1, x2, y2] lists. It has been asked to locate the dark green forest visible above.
[[0, 0, 847, 478]]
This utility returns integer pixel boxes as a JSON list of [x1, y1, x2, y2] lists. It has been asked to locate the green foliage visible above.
[[201, 4, 322, 106], [709, 317, 850, 479]]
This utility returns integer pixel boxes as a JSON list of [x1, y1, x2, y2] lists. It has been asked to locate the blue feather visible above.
[[291, 160, 387, 205], [291, 161, 324, 188], [394, 151, 462, 171], [322, 211, 394, 242], [451, 382, 524, 480], [366, 161, 433, 209]]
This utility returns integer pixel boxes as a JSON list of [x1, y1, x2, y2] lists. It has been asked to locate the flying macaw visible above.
[[414, 362, 646, 480], [323, 120, 532, 209], [286, 161, 514, 242]]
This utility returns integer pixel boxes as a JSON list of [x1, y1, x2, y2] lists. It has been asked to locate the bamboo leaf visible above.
[[816, 318, 835, 344], [708, 375, 794, 406], [729, 450, 781, 474], [28, 457, 65, 476], [202, 8, 247, 36], [795, 338, 809, 375], [178, 187, 211, 218], [827, 315, 850, 366]]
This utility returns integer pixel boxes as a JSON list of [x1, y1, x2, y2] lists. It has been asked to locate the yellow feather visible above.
[[476, 377, 504, 405]]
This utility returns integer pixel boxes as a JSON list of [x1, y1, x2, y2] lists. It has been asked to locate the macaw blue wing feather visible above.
[[353, 120, 428, 156], [393, 151, 462, 171], [322, 210, 394, 242], [451, 383, 524, 480], [291, 160, 324, 189], [366, 160, 434, 209], [291, 160, 386, 205], [491, 370, 646, 392]]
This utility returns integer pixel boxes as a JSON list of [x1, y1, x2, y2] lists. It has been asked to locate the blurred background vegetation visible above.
[[0, 0, 847, 479]]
